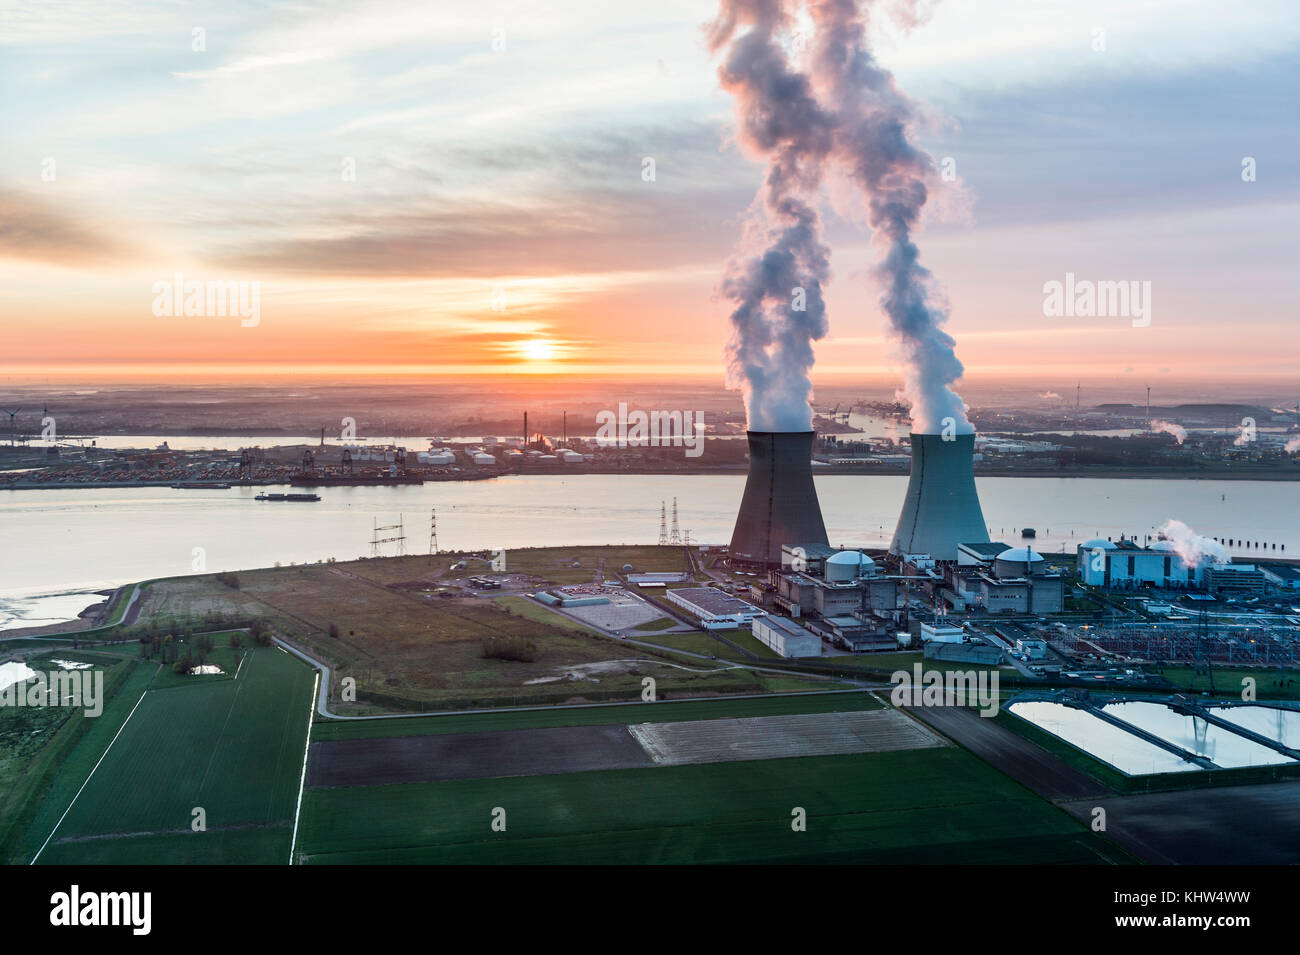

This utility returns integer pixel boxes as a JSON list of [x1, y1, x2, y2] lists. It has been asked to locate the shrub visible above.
[[481, 635, 538, 663]]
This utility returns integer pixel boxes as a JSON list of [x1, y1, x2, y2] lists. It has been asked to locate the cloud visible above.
[[0, 188, 130, 265]]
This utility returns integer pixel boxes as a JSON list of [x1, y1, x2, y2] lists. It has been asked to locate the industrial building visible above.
[[1076, 538, 1206, 589], [1260, 564, 1300, 591], [774, 547, 900, 619], [665, 587, 764, 630], [1204, 564, 1267, 595], [729, 431, 828, 568], [945, 544, 1065, 614], [751, 615, 822, 658], [891, 433, 991, 561]]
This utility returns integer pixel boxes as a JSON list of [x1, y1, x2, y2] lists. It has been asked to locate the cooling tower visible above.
[[890, 432, 990, 560], [729, 431, 828, 568]]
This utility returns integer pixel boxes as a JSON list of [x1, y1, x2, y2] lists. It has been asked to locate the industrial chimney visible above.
[[890, 432, 990, 561], [729, 431, 828, 568]]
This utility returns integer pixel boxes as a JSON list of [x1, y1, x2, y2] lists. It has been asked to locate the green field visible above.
[[631, 617, 677, 633], [32, 646, 315, 865], [311, 690, 882, 741], [297, 746, 1130, 864], [1154, 666, 1300, 699], [1, 660, 156, 863]]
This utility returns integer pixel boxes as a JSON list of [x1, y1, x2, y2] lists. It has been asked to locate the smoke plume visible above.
[[1149, 419, 1187, 444], [1286, 436, 1300, 453], [807, 0, 971, 435], [1157, 519, 1227, 568], [710, 1, 834, 433]]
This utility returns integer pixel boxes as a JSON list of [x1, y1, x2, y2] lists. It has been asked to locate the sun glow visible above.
[[515, 339, 561, 362]]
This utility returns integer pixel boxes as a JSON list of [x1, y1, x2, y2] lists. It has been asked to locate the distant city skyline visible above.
[[2, 0, 1297, 383]]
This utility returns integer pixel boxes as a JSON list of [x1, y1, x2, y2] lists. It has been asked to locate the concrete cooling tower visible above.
[[729, 431, 828, 568], [890, 432, 990, 561]]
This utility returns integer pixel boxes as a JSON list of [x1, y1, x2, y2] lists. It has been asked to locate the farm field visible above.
[[297, 746, 1132, 864], [0, 652, 148, 863], [32, 646, 315, 865], [310, 690, 882, 741]]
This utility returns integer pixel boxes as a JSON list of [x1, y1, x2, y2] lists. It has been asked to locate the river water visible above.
[[2, 474, 1297, 629]]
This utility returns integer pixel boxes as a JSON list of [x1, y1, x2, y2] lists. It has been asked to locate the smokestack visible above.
[[523, 411, 528, 448], [891, 433, 989, 561], [730, 431, 828, 567]]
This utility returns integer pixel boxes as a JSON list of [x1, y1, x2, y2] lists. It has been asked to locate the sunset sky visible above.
[[2, 0, 1297, 383]]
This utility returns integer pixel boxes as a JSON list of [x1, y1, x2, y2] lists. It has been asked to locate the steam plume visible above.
[[807, 0, 971, 435], [1149, 419, 1187, 444], [1157, 520, 1227, 567], [1286, 436, 1300, 453], [710, 1, 834, 432]]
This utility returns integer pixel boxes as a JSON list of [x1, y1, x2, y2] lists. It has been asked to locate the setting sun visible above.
[[516, 339, 560, 362]]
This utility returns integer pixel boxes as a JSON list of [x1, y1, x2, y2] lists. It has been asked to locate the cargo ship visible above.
[[254, 492, 321, 502], [172, 482, 233, 489]]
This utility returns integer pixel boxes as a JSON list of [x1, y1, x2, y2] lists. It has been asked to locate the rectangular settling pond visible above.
[[1007, 700, 1202, 776], [1103, 701, 1295, 769], [1209, 704, 1300, 751]]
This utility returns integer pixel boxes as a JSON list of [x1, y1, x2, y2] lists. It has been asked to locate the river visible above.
[[2, 474, 1296, 629]]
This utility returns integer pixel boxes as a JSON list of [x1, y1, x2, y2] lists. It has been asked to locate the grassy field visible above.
[[311, 690, 882, 741], [341, 546, 691, 587], [631, 617, 677, 633], [0, 660, 155, 864], [32, 646, 315, 865], [130, 560, 828, 713], [297, 746, 1131, 864], [629, 631, 730, 656], [1155, 666, 1300, 699]]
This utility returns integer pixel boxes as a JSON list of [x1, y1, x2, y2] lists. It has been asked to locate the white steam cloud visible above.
[[1157, 519, 1228, 568], [711, 1, 833, 433], [1286, 436, 1300, 453], [808, 0, 971, 435], [711, 0, 971, 435], [1150, 419, 1187, 444]]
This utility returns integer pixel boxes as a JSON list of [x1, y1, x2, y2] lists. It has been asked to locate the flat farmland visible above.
[[297, 747, 1132, 864], [33, 646, 315, 865], [310, 690, 882, 741]]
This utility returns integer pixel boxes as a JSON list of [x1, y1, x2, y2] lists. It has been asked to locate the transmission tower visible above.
[[658, 501, 668, 545], [669, 497, 681, 545], [428, 508, 438, 562], [371, 514, 406, 557]]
